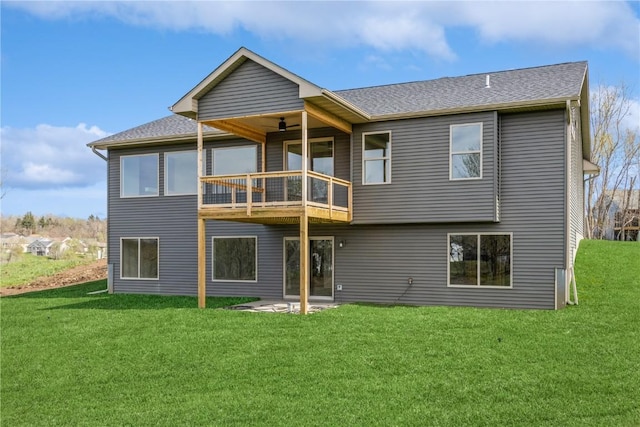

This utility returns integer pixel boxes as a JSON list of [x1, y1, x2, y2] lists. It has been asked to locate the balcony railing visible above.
[[200, 170, 351, 220]]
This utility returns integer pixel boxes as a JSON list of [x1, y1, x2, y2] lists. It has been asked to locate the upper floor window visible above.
[[363, 131, 391, 184], [165, 151, 197, 195], [450, 123, 482, 180], [212, 146, 257, 175], [121, 154, 158, 197]]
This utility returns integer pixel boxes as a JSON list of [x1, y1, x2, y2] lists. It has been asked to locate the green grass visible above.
[[0, 253, 96, 287], [1, 240, 638, 426]]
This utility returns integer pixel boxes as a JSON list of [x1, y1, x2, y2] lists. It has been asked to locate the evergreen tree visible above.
[[20, 212, 36, 235]]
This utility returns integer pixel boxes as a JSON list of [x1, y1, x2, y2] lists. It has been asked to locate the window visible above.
[[121, 154, 159, 197], [212, 146, 257, 175], [448, 233, 511, 287], [212, 237, 257, 282], [285, 138, 334, 202], [450, 123, 482, 179], [121, 238, 159, 279], [363, 132, 391, 184], [165, 151, 197, 195]]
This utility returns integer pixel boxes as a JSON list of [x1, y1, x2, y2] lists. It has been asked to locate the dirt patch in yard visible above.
[[0, 259, 107, 297]]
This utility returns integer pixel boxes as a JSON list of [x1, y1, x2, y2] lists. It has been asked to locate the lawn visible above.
[[0, 253, 96, 287], [1, 240, 638, 426]]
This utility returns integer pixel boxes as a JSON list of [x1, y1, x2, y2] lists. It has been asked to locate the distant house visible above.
[[603, 190, 640, 241], [27, 237, 71, 257], [1, 233, 23, 252], [88, 47, 597, 311]]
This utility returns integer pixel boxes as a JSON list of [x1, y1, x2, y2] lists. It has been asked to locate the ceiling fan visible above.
[[277, 117, 300, 132]]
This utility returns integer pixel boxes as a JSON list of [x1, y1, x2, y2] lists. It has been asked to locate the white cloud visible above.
[[623, 98, 640, 134], [1, 123, 110, 190], [452, 1, 640, 58], [590, 85, 640, 134], [7, 1, 638, 60]]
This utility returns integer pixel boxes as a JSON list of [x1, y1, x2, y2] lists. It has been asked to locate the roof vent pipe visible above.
[[485, 75, 491, 88]]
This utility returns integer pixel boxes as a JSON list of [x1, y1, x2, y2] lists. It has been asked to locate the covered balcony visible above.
[[199, 170, 352, 224]]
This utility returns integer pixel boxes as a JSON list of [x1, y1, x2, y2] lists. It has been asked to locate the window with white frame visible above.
[[212, 237, 257, 282], [363, 132, 391, 184], [450, 123, 482, 179], [165, 151, 197, 195], [212, 146, 257, 175], [121, 154, 159, 197], [121, 237, 159, 279], [448, 233, 511, 287]]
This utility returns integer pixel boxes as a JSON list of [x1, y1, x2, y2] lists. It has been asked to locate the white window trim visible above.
[[283, 137, 335, 173], [449, 123, 483, 181], [362, 131, 392, 185], [446, 232, 513, 289], [212, 145, 258, 176], [164, 150, 198, 196], [282, 236, 335, 301], [120, 153, 159, 198], [211, 236, 258, 283], [120, 237, 159, 281]]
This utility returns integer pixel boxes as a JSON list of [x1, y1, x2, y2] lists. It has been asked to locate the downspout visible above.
[[563, 101, 572, 308], [87, 145, 110, 294], [91, 146, 108, 161]]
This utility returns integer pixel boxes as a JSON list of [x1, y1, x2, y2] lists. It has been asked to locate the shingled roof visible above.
[[89, 60, 587, 148], [335, 61, 587, 117], [89, 115, 223, 147]]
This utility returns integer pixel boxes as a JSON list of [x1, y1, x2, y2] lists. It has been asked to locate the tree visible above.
[[585, 83, 640, 239], [5, 244, 23, 263], [48, 241, 65, 260], [18, 212, 37, 235]]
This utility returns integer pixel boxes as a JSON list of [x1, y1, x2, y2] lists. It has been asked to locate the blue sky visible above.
[[1, 1, 639, 219]]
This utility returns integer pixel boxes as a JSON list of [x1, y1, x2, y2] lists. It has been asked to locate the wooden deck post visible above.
[[198, 217, 206, 309], [197, 122, 203, 209], [300, 111, 309, 315], [197, 122, 206, 309], [299, 212, 309, 315]]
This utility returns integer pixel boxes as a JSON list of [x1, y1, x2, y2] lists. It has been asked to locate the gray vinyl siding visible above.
[[108, 140, 264, 296], [304, 110, 566, 309], [205, 222, 283, 299], [198, 60, 304, 121], [108, 144, 198, 295], [202, 110, 565, 309], [107, 110, 567, 308], [352, 112, 497, 224]]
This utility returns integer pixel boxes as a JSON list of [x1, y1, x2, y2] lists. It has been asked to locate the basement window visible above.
[[448, 233, 511, 287], [212, 236, 257, 282], [121, 237, 159, 280]]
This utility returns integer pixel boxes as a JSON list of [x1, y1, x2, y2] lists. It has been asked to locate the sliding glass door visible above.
[[284, 237, 334, 300]]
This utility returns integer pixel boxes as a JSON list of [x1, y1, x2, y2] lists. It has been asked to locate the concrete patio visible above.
[[224, 300, 340, 314]]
